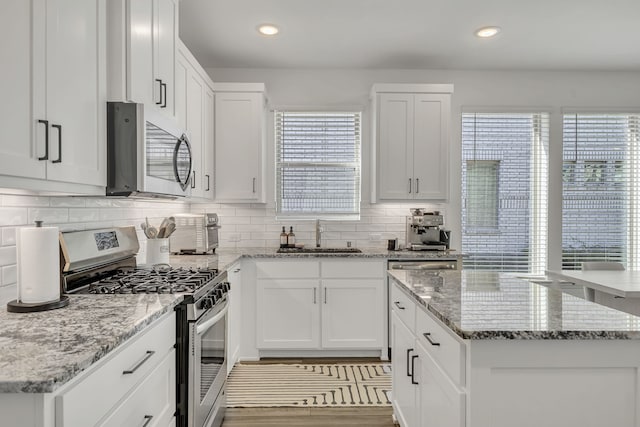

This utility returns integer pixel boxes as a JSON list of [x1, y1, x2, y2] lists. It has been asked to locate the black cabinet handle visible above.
[[161, 82, 167, 108], [411, 355, 419, 385], [142, 415, 153, 427], [416, 178, 420, 194], [122, 350, 155, 374], [155, 79, 163, 105], [408, 178, 412, 193], [423, 332, 440, 346], [205, 174, 210, 191], [394, 301, 405, 310], [406, 348, 414, 377], [191, 170, 196, 189], [51, 124, 62, 163], [37, 119, 49, 160]]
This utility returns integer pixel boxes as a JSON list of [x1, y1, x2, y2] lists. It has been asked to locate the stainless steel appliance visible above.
[[59, 226, 228, 427], [107, 102, 193, 198], [405, 209, 451, 251], [170, 213, 220, 254]]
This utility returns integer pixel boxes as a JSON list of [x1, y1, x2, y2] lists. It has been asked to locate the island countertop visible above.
[[0, 294, 182, 393], [389, 269, 640, 340]]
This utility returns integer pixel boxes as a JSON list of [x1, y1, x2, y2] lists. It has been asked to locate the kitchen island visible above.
[[389, 269, 640, 427]]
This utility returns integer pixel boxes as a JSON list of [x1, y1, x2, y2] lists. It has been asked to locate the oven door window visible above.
[[198, 311, 226, 402]]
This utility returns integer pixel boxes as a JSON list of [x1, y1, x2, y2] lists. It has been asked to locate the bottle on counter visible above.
[[287, 226, 296, 247], [280, 226, 288, 248]]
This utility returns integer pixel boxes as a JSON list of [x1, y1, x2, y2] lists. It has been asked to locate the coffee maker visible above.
[[405, 209, 451, 251]]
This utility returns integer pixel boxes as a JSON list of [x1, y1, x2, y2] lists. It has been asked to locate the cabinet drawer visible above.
[[57, 312, 175, 427], [256, 261, 319, 279], [98, 350, 176, 427], [417, 308, 465, 386], [322, 260, 384, 278], [391, 282, 415, 332]]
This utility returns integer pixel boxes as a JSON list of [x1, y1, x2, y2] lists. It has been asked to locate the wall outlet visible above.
[[369, 233, 382, 241], [228, 233, 241, 242]]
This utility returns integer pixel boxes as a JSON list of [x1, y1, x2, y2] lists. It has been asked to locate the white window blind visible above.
[[275, 111, 361, 218], [462, 112, 549, 273], [562, 113, 640, 270]]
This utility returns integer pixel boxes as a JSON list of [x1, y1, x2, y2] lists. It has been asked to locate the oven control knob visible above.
[[200, 297, 213, 310], [215, 288, 224, 299], [223, 282, 231, 292]]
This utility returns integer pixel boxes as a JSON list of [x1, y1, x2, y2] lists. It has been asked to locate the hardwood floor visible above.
[[223, 358, 396, 426], [222, 407, 396, 426]]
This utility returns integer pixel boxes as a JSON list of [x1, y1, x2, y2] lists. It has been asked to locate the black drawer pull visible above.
[[123, 350, 155, 374], [51, 124, 62, 163], [142, 415, 153, 427], [394, 301, 405, 310], [423, 332, 440, 346], [37, 119, 49, 160], [406, 348, 413, 377], [205, 174, 210, 191], [161, 82, 167, 108], [411, 355, 419, 385], [155, 79, 163, 105]]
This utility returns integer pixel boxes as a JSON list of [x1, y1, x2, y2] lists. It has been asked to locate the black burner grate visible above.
[[84, 266, 218, 294]]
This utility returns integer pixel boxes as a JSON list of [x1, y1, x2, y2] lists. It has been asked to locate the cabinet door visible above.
[[391, 311, 418, 427], [186, 70, 205, 198], [256, 279, 320, 349], [413, 94, 450, 200], [377, 93, 414, 200], [416, 344, 465, 427], [154, 0, 176, 116], [227, 262, 242, 374], [214, 92, 264, 202], [45, 0, 106, 187], [126, 0, 154, 106], [0, 0, 46, 180], [203, 85, 215, 199], [321, 279, 384, 349], [174, 50, 188, 130]]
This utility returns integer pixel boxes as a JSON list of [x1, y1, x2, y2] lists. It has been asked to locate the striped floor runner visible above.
[[226, 363, 392, 408]]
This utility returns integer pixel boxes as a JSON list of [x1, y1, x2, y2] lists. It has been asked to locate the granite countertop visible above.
[[389, 269, 640, 340], [0, 294, 182, 393]]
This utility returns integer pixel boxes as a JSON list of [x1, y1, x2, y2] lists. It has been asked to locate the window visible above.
[[275, 111, 361, 218], [462, 112, 549, 273], [465, 160, 499, 229], [562, 113, 640, 270]]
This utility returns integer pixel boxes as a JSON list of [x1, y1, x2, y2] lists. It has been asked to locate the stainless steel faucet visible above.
[[315, 219, 323, 248]]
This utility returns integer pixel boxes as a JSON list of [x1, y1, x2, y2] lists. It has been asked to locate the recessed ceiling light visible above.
[[257, 24, 279, 36], [475, 26, 501, 38]]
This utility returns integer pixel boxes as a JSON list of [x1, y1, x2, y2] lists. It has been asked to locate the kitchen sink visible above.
[[277, 247, 363, 254]]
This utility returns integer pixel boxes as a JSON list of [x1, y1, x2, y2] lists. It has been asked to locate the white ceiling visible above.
[[179, 0, 640, 71]]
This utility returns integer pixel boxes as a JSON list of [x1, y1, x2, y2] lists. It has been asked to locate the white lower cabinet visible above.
[[254, 259, 385, 353], [227, 261, 243, 373], [56, 312, 176, 427], [415, 343, 465, 427], [257, 279, 321, 349], [391, 311, 418, 427]]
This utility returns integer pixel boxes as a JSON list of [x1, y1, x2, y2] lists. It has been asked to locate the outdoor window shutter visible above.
[[461, 112, 549, 273], [275, 111, 361, 218], [562, 113, 640, 270]]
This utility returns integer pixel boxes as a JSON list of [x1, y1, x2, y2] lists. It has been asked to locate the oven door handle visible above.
[[196, 303, 229, 335]]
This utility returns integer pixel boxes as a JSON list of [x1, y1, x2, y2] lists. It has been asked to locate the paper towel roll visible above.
[[17, 223, 60, 304]]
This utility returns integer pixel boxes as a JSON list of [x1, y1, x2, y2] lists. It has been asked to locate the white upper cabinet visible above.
[[213, 83, 266, 203], [108, 0, 177, 118], [175, 41, 215, 200], [371, 84, 453, 202], [0, 0, 106, 193]]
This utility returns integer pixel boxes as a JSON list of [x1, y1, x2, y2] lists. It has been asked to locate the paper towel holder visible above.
[[6, 220, 70, 313]]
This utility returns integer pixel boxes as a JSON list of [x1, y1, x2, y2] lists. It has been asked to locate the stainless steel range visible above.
[[59, 226, 229, 427]]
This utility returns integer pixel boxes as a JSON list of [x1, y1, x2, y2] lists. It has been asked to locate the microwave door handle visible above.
[[196, 303, 229, 335]]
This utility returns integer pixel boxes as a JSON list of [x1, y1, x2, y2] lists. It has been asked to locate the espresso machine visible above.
[[405, 209, 451, 251]]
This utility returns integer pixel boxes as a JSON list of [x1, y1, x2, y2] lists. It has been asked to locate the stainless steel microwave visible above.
[[107, 102, 192, 198]]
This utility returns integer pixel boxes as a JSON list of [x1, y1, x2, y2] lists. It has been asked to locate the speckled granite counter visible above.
[[389, 269, 640, 340], [0, 294, 181, 393]]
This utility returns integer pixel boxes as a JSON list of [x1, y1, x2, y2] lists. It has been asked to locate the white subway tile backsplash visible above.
[[28, 208, 69, 224], [68, 208, 100, 223], [2, 195, 50, 207], [2, 265, 16, 286], [0, 208, 29, 226], [2, 228, 16, 246], [0, 246, 16, 267], [50, 197, 86, 208]]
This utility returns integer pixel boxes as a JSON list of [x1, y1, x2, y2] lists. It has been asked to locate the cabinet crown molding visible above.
[[370, 83, 454, 97]]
